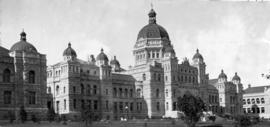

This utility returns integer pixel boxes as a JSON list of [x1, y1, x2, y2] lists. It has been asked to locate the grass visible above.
[[3, 118, 270, 127]]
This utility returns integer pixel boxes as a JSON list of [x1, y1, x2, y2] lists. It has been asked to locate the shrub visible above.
[[235, 115, 251, 127], [208, 115, 216, 122]]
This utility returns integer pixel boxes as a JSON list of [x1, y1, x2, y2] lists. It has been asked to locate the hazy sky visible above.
[[1, 0, 270, 88]]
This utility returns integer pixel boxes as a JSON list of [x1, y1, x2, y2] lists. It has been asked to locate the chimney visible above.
[[248, 84, 251, 88]]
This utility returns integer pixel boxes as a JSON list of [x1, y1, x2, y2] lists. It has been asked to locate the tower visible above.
[[232, 72, 243, 115], [9, 31, 47, 119], [192, 49, 206, 85], [218, 69, 227, 83]]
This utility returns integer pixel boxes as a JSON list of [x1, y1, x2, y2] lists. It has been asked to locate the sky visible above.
[[1, 0, 270, 88]]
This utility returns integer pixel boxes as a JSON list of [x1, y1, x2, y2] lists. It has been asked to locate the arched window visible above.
[[261, 98, 265, 104], [81, 84, 84, 94], [243, 99, 246, 105], [256, 98, 260, 104], [156, 102, 160, 111], [153, 73, 156, 81], [47, 87, 51, 94], [156, 89, 160, 98], [29, 70, 35, 84], [56, 85, 59, 95], [165, 89, 168, 97], [251, 98, 255, 104], [113, 87, 117, 97], [3, 69, 11, 82], [137, 89, 142, 97], [247, 99, 250, 104], [142, 74, 146, 81]]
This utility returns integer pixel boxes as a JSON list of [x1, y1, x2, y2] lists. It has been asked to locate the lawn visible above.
[[4, 117, 269, 127]]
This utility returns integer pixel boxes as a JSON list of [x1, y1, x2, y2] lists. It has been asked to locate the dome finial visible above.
[[114, 55, 116, 60], [221, 69, 224, 73], [148, 3, 156, 24], [235, 72, 237, 75], [101, 48, 104, 53], [196, 48, 199, 53], [20, 29, 27, 41], [68, 42, 71, 47]]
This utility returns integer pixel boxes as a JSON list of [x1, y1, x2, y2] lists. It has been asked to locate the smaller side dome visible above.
[[192, 49, 203, 60], [96, 48, 108, 61], [218, 69, 227, 79], [63, 43, 77, 57], [182, 57, 190, 66], [232, 72, 241, 81], [110, 56, 120, 66]]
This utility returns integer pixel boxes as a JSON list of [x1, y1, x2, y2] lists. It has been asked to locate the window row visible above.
[[52, 84, 98, 95], [113, 88, 133, 98], [3, 91, 36, 105], [113, 101, 142, 112], [165, 89, 176, 98], [180, 68, 196, 74], [243, 107, 265, 114], [165, 102, 178, 111], [165, 75, 196, 83], [243, 98, 265, 105], [2, 69, 35, 84], [209, 95, 218, 104]]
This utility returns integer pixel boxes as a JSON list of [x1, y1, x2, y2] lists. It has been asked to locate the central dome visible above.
[[137, 9, 170, 41], [10, 31, 37, 53]]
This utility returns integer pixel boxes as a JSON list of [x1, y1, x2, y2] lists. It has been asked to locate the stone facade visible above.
[[0, 31, 48, 120], [243, 85, 270, 118], [47, 8, 243, 120]]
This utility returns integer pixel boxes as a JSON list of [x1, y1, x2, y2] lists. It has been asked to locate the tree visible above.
[[47, 108, 56, 122], [235, 115, 251, 127], [177, 93, 206, 127], [19, 106, 27, 123]]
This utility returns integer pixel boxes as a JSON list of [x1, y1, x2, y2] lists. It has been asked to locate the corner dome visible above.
[[110, 56, 120, 66], [232, 72, 241, 81], [96, 48, 108, 61], [63, 43, 77, 57], [10, 31, 37, 53], [193, 49, 203, 60], [218, 69, 227, 79], [136, 9, 170, 41]]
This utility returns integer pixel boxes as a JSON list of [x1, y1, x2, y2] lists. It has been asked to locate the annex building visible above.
[[0, 31, 48, 119], [46, 8, 244, 120], [243, 85, 270, 118]]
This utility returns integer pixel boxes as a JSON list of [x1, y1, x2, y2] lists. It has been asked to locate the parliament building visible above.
[[0, 8, 243, 120]]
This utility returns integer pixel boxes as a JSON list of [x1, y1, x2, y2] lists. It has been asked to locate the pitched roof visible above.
[[209, 79, 218, 85], [244, 86, 270, 94]]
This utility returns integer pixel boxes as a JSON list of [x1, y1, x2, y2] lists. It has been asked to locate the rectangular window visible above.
[[243, 108, 246, 114], [156, 102, 160, 111], [4, 91, 11, 104], [119, 102, 123, 112], [64, 99, 66, 110], [56, 101, 60, 113], [106, 100, 109, 110], [114, 102, 117, 112], [28, 91, 36, 104], [73, 86, 76, 94], [94, 100, 98, 110], [87, 100, 92, 109], [261, 107, 265, 113], [130, 102, 133, 111], [73, 99, 76, 109]]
